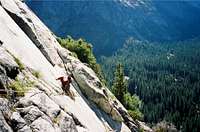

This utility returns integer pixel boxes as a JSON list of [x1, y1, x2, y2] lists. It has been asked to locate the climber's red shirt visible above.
[[56, 76, 72, 87]]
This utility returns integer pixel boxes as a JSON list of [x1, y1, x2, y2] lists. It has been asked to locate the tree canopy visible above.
[[100, 38, 200, 131]]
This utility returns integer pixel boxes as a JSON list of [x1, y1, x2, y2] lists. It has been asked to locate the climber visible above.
[[56, 74, 75, 100], [56, 75, 72, 92]]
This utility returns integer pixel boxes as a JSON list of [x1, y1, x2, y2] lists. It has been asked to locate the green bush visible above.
[[57, 36, 95, 65], [6, 50, 24, 71], [123, 93, 141, 110], [9, 77, 34, 96], [57, 36, 105, 83], [32, 71, 42, 79], [124, 93, 143, 120], [14, 57, 24, 71], [128, 109, 143, 120]]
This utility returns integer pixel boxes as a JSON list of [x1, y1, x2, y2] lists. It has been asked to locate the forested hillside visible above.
[[100, 38, 200, 131], [26, 0, 200, 56]]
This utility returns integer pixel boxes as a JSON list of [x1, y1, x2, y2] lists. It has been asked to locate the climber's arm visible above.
[[56, 76, 63, 80]]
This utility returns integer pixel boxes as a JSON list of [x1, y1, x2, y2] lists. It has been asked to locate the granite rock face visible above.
[[0, 47, 19, 92], [1, 0, 63, 66], [0, 0, 152, 131]]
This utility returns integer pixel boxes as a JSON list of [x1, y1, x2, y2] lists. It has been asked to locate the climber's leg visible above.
[[64, 85, 75, 100]]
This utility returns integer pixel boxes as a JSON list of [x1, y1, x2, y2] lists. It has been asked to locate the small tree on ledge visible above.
[[112, 63, 127, 102], [112, 63, 143, 120]]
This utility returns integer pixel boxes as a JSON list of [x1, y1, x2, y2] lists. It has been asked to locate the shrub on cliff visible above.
[[57, 36, 105, 84], [9, 77, 34, 96]]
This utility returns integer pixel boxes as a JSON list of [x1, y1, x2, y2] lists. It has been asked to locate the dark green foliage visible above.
[[27, 1, 200, 56], [9, 77, 34, 96], [112, 64, 127, 102], [57, 36, 105, 84], [32, 71, 42, 79], [14, 57, 24, 71], [57, 36, 95, 65], [128, 109, 143, 121], [100, 38, 200, 131], [6, 49, 24, 71], [124, 92, 143, 120], [112, 63, 143, 120]]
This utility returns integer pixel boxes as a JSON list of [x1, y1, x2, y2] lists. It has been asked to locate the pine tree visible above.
[[112, 63, 143, 120], [112, 63, 127, 102]]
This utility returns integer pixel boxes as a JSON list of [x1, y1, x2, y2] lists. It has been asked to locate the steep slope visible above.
[[26, 0, 200, 56], [0, 0, 151, 131]]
